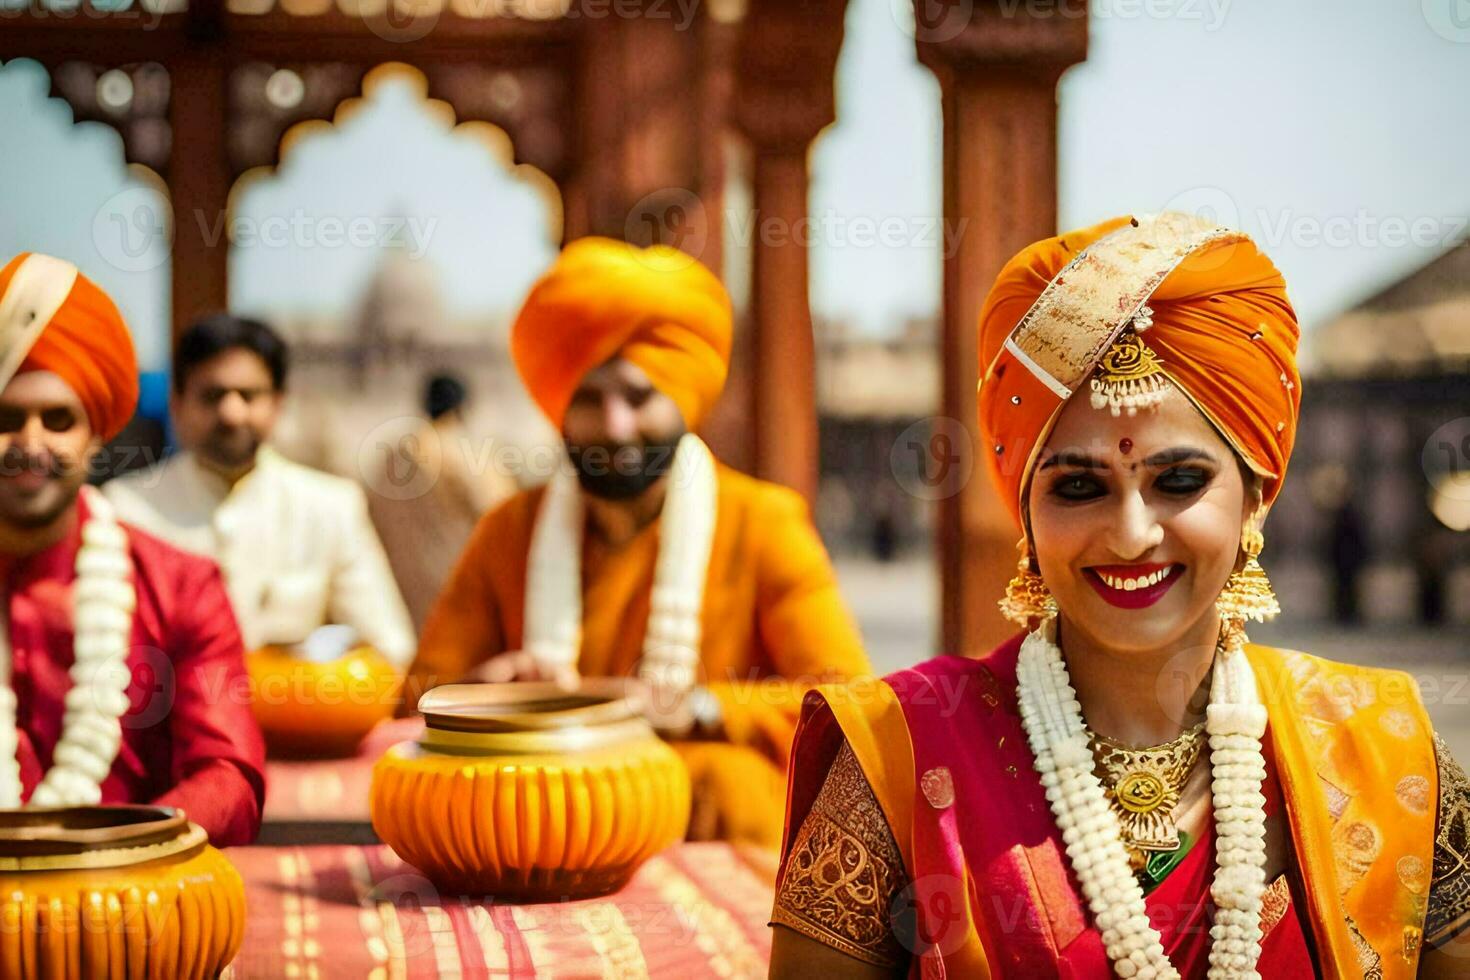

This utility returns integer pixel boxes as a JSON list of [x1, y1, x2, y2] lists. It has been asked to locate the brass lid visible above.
[[0, 805, 207, 872], [415, 679, 655, 756], [418, 678, 642, 734]]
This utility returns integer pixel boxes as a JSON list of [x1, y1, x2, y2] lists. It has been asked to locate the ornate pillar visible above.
[[568, 6, 712, 249], [168, 2, 230, 342], [731, 0, 843, 504], [916, 4, 1087, 655]]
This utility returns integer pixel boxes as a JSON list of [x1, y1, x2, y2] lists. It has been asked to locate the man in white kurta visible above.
[[103, 315, 415, 665]]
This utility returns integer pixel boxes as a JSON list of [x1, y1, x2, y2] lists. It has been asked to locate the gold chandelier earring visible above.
[[1215, 512, 1280, 625], [1000, 542, 1056, 627]]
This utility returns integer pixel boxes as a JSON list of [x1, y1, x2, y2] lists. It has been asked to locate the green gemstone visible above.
[[1137, 830, 1193, 896]]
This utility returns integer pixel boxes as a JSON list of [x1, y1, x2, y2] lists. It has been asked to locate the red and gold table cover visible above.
[[227, 842, 776, 978], [263, 718, 423, 824]]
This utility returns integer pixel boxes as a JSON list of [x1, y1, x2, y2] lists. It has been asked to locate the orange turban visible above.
[[511, 238, 733, 430], [977, 213, 1300, 529], [0, 253, 139, 443]]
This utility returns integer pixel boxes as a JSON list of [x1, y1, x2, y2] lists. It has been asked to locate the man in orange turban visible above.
[[404, 238, 870, 846], [0, 253, 265, 844]]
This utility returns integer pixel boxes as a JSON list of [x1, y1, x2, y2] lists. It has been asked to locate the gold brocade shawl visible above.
[[815, 644, 1438, 977]]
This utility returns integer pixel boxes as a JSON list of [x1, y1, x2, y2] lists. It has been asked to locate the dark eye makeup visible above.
[[1045, 465, 1216, 503], [1048, 473, 1106, 501], [1155, 465, 1213, 495]]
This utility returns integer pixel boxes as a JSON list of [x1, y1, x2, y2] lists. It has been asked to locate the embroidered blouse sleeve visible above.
[[1426, 733, 1470, 947], [771, 741, 909, 967]]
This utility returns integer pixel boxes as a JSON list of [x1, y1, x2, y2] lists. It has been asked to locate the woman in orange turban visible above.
[[770, 214, 1469, 978]]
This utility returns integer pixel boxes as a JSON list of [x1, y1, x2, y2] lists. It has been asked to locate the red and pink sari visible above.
[[780, 635, 1437, 978]]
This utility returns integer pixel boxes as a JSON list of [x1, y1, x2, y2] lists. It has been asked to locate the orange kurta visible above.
[[407, 463, 871, 846]]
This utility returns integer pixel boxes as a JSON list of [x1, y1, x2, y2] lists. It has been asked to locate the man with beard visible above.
[[402, 239, 870, 846], [0, 253, 264, 843], [104, 314, 415, 665]]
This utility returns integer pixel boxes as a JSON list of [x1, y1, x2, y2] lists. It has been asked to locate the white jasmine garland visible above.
[[523, 433, 718, 693], [0, 486, 136, 808], [1016, 620, 1269, 980]]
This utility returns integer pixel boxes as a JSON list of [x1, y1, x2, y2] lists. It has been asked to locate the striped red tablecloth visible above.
[[226, 842, 778, 979], [262, 717, 423, 827]]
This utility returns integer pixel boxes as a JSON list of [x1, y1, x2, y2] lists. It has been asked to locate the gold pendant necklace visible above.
[[1087, 721, 1206, 869]]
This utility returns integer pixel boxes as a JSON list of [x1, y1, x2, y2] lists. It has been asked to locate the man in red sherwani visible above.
[[0, 252, 265, 845]]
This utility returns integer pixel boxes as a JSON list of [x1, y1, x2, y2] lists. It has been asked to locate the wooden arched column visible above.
[[170, 52, 230, 339], [916, 5, 1087, 655], [730, 0, 844, 505]]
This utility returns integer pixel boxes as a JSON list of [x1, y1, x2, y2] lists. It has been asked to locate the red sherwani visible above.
[[6, 493, 266, 845]]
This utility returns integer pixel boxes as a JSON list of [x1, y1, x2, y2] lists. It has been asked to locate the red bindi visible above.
[[1119, 438, 1134, 455]]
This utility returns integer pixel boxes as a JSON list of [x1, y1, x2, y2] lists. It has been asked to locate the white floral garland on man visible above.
[[523, 433, 718, 694], [0, 487, 135, 807]]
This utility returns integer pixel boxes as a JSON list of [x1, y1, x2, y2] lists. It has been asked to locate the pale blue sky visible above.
[[2, 0, 1467, 371]]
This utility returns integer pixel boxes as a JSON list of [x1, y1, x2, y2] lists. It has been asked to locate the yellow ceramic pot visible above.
[[247, 640, 401, 757], [372, 680, 691, 900], [0, 805, 245, 979]]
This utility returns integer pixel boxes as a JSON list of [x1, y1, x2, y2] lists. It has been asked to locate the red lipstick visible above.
[[1084, 562, 1183, 610]]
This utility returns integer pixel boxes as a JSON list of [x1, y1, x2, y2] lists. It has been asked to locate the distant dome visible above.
[[356, 249, 445, 345]]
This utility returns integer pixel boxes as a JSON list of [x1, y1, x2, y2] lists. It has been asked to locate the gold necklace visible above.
[[1086, 721, 1206, 869]]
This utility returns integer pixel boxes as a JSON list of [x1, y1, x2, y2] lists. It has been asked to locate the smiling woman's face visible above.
[[1025, 384, 1255, 658]]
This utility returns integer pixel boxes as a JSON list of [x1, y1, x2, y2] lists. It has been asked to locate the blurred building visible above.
[[271, 249, 551, 481], [1271, 243, 1470, 628], [816, 316, 937, 557]]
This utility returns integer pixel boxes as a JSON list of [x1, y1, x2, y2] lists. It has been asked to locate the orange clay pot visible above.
[[371, 680, 691, 900], [247, 643, 401, 757], [0, 805, 245, 979]]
